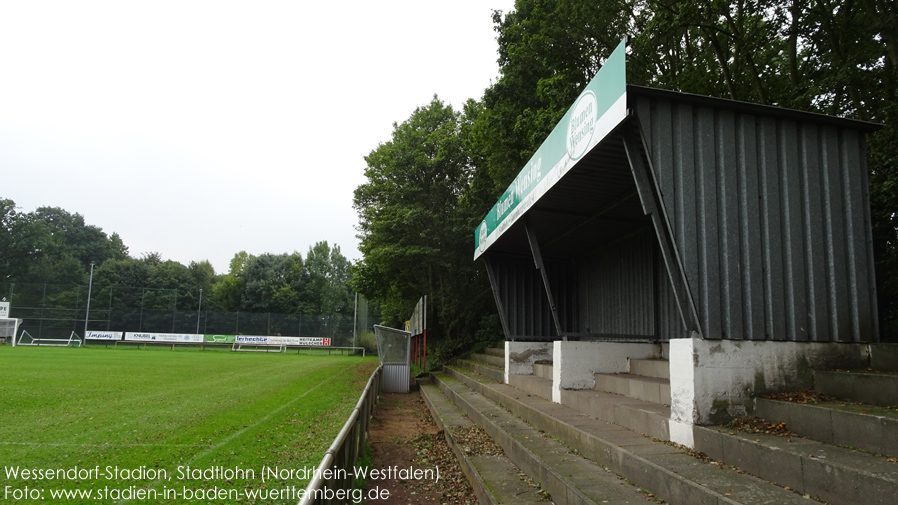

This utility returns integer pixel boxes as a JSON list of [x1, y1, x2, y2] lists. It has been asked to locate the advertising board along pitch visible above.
[[85, 330, 123, 340], [235, 335, 332, 346], [124, 332, 205, 343]]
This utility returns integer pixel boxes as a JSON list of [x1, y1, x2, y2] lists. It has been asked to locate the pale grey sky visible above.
[[0, 0, 516, 274]]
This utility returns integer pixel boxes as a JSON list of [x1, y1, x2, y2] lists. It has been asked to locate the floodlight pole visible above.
[[83, 261, 95, 345], [196, 288, 203, 334]]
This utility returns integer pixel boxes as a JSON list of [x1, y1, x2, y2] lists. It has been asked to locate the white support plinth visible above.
[[668, 336, 869, 447], [552, 341, 662, 403], [505, 341, 553, 384]]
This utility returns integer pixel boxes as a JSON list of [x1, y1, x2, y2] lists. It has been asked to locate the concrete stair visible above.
[[429, 346, 898, 505], [471, 351, 504, 368], [532, 362, 553, 380], [456, 356, 505, 383], [426, 372, 658, 504], [436, 353, 814, 505], [419, 380, 547, 505], [695, 368, 898, 505], [814, 370, 898, 406], [754, 396, 898, 457], [594, 358, 671, 405], [483, 347, 505, 358]]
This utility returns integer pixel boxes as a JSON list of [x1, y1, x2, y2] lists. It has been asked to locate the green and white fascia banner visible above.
[[204, 334, 237, 343], [474, 38, 628, 260]]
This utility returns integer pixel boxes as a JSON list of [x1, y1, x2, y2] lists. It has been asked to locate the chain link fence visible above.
[[1, 283, 379, 348]]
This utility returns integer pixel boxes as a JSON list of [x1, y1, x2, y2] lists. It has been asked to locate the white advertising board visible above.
[[86, 331, 123, 340], [124, 332, 204, 343], [235, 335, 331, 346]]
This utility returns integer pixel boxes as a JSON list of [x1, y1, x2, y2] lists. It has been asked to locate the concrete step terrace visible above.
[[471, 352, 505, 368], [455, 357, 504, 383], [440, 364, 814, 505], [814, 370, 898, 407], [630, 358, 670, 379], [483, 347, 505, 358], [419, 380, 547, 505], [594, 373, 671, 405], [695, 425, 898, 505], [755, 396, 898, 458], [432, 371, 680, 505]]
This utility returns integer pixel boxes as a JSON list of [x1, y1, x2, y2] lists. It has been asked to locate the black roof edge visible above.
[[627, 85, 882, 133]]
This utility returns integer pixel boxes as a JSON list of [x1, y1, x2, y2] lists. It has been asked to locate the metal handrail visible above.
[[299, 364, 382, 505]]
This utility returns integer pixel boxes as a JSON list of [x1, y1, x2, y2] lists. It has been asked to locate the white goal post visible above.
[[17, 330, 83, 348], [0, 318, 20, 346], [231, 342, 286, 353]]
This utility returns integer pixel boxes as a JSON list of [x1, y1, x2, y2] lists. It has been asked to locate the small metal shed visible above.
[[373, 325, 411, 393], [475, 39, 880, 344]]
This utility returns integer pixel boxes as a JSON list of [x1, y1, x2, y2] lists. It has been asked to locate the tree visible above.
[[240, 252, 304, 313], [303, 241, 352, 316], [0, 199, 127, 285], [353, 96, 498, 346], [30, 206, 128, 272], [212, 251, 248, 312], [302, 241, 353, 338], [0, 199, 49, 281]]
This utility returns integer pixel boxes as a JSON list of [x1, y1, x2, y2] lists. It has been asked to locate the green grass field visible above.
[[0, 345, 378, 504]]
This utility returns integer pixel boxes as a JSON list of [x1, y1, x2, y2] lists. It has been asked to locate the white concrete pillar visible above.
[[668, 337, 696, 447]]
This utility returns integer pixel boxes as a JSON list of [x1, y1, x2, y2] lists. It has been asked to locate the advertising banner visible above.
[[407, 297, 426, 336], [204, 334, 237, 343], [269, 336, 331, 346], [235, 335, 270, 345], [124, 332, 205, 343], [85, 330, 123, 340], [235, 335, 331, 346], [474, 38, 628, 260]]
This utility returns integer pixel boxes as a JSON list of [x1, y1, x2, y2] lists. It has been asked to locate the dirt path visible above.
[[364, 392, 476, 505]]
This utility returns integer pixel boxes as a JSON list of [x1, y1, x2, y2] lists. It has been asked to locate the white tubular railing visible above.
[[299, 365, 382, 505]]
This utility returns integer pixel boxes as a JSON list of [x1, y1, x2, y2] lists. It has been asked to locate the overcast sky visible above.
[[0, 0, 516, 274]]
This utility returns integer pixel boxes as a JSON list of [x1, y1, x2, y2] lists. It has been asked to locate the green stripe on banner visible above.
[[204, 334, 237, 343], [474, 38, 628, 260]]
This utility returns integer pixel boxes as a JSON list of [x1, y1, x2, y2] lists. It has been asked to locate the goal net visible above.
[[0, 319, 20, 346], [17, 330, 83, 348]]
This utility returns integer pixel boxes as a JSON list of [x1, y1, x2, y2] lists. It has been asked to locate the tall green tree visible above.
[[0, 198, 128, 285], [302, 241, 353, 338], [303, 241, 352, 316], [240, 252, 304, 313], [0, 199, 50, 281], [353, 96, 498, 347]]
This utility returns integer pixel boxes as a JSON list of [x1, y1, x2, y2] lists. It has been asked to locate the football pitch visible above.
[[0, 345, 379, 504]]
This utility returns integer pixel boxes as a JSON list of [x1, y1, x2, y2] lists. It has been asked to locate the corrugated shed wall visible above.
[[381, 364, 410, 393], [634, 93, 878, 342], [488, 254, 578, 339], [577, 229, 657, 338]]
